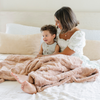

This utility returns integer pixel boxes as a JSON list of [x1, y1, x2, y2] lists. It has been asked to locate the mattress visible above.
[[0, 54, 100, 100]]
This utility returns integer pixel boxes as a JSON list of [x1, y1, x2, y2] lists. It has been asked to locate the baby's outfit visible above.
[[42, 42, 57, 55]]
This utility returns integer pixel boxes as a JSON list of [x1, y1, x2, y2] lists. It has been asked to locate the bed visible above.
[[0, 11, 100, 100]]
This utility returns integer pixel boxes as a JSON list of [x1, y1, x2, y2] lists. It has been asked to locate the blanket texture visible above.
[[0, 54, 99, 92]]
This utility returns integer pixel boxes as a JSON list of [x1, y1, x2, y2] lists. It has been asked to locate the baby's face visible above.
[[42, 30, 55, 45]]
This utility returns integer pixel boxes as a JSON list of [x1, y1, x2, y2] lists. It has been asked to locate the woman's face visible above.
[[54, 16, 62, 30]]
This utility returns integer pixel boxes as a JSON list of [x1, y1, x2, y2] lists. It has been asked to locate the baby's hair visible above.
[[41, 25, 57, 39]]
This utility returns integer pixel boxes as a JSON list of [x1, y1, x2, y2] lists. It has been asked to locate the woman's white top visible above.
[[57, 30, 85, 56], [42, 42, 57, 55], [57, 29, 100, 69]]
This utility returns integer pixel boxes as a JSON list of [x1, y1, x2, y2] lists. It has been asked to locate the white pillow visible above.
[[0, 33, 41, 55], [81, 29, 100, 40], [6, 23, 41, 35]]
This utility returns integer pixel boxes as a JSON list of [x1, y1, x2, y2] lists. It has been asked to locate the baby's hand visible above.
[[35, 54, 42, 59], [35, 56, 38, 59]]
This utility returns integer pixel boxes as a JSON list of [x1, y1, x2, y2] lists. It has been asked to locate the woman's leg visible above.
[[11, 72, 28, 84], [21, 81, 37, 94]]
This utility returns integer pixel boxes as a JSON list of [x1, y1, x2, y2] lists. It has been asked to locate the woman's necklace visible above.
[[59, 31, 70, 40], [65, 34, 68, 37], [64, 31, 70, 37]]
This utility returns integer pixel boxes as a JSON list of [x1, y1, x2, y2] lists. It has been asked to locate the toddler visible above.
[[37, 25, 59, 57]]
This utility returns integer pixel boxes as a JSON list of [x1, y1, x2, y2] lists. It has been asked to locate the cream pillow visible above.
[[0, 33, 41, 55], [83, 40, 100, 60]]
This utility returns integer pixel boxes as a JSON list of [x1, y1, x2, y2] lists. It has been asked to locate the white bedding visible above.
[[0, 11, 100, 100], [0, 54, 100, 100]]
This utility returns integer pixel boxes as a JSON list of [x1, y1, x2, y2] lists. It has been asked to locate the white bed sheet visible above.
[[0, 54, 100, 100]]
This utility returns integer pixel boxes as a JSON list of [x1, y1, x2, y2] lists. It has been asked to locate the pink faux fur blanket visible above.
[[0, 54, 99, 92]]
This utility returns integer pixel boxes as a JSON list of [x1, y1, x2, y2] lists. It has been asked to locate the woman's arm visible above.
[[59, 46, 75, 55], [53, 44, 75, 55], [53, 46, 75, 55]]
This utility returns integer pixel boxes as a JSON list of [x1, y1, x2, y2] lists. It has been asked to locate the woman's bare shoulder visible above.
[[72, 27, 80, 33], [68, 27, 79, 38]]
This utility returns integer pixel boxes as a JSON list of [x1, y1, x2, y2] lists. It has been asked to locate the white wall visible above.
[[0, 0, 100, 12]]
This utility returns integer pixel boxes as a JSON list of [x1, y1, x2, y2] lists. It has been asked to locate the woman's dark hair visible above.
[[41, 25, 57, 39], [54, 6, 79, 33]]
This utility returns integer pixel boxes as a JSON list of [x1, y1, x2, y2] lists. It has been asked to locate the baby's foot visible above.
[[21, 81, 37, 94], [0, 79, 4, 83], [11, 72, 28, 84]]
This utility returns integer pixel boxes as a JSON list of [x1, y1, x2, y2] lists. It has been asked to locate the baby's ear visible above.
[[53, 34, 56, 38]]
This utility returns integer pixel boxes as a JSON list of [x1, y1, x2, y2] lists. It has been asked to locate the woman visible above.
[[11, 6, 100, 94], [54, 7, 99, 69], [54, 6, 84, 56]]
